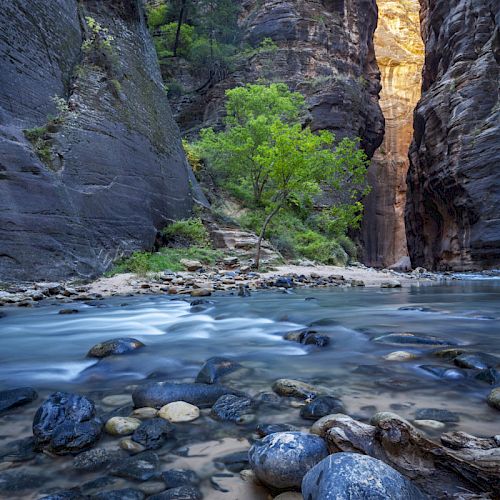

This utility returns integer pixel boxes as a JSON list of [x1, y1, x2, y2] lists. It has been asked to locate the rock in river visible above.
[[487, 388, 500, 410], [92, 489, 145, 500], [374, 333, 456, 347], [414, 408, 459, 423], [302, 453, 426, 500], [149, 487, 202, 500], [272, 379, 321, 400], [131, 418, 174, 450], [87, 337, 145, 358], [420, 365, 467, 380], [132, 382, 242, 409], [195, 356, 243, 384], [210, 394, 254, 424], [162, 469, 200, 489], [454, 353, 499, 370], [0, 387, 38, 413], [284, 329, 330, 347], [32, 392, 102, 454], [158, 402, 200, 423], [248, 431, 328, 490], [300, 396, 345, 420], [109, 451, 160, 481], [105, 416, 142, 436]]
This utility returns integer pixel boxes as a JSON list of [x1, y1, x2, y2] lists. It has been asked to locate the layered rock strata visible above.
[[361, 0, 424, 268], [405, 0, 500, 270], [0, 0, 201, 281]]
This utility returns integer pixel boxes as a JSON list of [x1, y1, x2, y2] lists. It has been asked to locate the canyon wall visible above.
[[406, 0, 500, 270], [0, 0, 201, 282], [361, 0, 423, 268], [168, 0, 384, 159]]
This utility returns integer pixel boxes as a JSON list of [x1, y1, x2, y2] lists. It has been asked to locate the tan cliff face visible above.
[[361, 0, 424, 268]]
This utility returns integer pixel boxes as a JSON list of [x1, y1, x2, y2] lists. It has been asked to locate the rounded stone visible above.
[[300, 396, 344, 420], [487, 388, 500, 410], [131, 407, 158, 419], [272, 379, 320, 400], [384, 351, 416, 361], [102, 395, 133, 406], [158, 402, 200, 423], [119, 438, 146, 454], [105, 417, 142, 436], [248, 431, 328, 490], [87, 337, 145, 358], [413, 419, 446, 430], [302, 453, 426, 499]]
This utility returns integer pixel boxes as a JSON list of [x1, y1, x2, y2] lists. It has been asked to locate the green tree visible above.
[[196, 83, 369, 268]]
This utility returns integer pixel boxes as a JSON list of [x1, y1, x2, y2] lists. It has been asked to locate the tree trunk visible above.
[[255, 204, 281, 269], [173, 0, 187, 57]]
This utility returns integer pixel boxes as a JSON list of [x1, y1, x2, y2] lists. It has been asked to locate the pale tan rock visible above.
[[119, 437, 146, 453], [384, 351, 416, 361], [131, 407, 158, 419], [102, 394, 133, 406], [158, 401, 200, 422], [105, 416, 141, 436], [414, 419, 446, 431], [180, 259, 203, 271]]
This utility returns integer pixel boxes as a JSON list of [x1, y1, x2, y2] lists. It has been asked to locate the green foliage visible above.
[[183, 139, 202, 172], [146, 3, 169, 29], [162, 217, 209, 246], [108, 247, 222, 275], [157, 22, 195, 58], [82, 16, 117, 74], [24, 126, 53, 167]]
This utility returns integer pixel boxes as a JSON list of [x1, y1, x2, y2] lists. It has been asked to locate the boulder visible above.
[[195, 357, 243, 384], [133, 382, 242, 409], [272, 379, 321, 400], [32, 392, 102, 454], [284, 330, 329, 348], [300, 396, 345, 420], [0, 387, 38, 413], [248, 432, 328, 490], [210, 394, 254, 424], [131, 418, 174, 450], [180, 259, 203, 271], [487, 388, 500, 410], [302, 453, 426, 499], [87, 338, 145, 358]]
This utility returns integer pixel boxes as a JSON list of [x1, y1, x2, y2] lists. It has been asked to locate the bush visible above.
[[158, 22, 195, 58], [108, 247, 223, 276], [146, 3, 168, 30], [162, 218, 209, 246]]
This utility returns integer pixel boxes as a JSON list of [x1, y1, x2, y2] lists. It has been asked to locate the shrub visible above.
[[146, 3, 168, 30], [162, 218, 209, 246], [183, 139, 202, 172]]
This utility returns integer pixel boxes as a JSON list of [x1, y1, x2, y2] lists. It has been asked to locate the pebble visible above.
[[132, 407, 159, 419], [487, 388, 500, 410], [384, 351, 416, 361], [102, 395, 133, 406], [105, 416, 142, 436], [413, 419, 446, 430], [158, 402, 200, 423], [120, 438, 146, 453]]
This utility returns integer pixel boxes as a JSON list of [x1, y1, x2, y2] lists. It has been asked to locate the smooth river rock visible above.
[[272, 379, 321, 400], [248, 432, 328, 490], [301, 452, 426, 499], [300, 396, 345, 420], [158, 402, 200, 423], [487, 388, 500, 410], [195, 356, 243, 384], [0, 387, 38, 413], [87, 338, 145, 358], [132, 382, 242, 409], [105, 417, 142, 436]]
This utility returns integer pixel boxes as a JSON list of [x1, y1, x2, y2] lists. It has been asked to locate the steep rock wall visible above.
[[0, 0, 200, 282], [361, 0, 424, 268], [405, 0, 500, 270], [169, 0, 384, 158]]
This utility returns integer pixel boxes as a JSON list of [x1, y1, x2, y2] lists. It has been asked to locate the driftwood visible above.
[[311, 413, 500, 498]]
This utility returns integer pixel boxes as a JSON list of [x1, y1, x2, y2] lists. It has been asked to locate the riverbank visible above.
[[0, 263, 443, 307]]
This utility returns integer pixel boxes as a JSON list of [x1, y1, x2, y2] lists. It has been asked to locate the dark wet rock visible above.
[[272, 379, 321, 400], [300, 396, 345, 420], [39, 492, 84, 500], [87, 338, 145, 358], [433, 348, 466, 359], [80, 476, 115, 494], [238, 285, 251, 297], [133, 382, 242, 409], [487, 388, 500, 410], [302, 452, 426, 500], [475, 368, 500, 385], [454, 353, 499, 370], [0, 436, 36, 462], [131, 418, 174, 450], [162, 469, 199, 489], [284, 329, 330, 347], [59, 309, 79, 315], [91, 489, 145, 500], [420, 365, 468, 380], [149, 487, 202, 500], [398, 306, 435, 312], [248, 431, 328, 490], [32, 392, 102, 454], [0, 387, 38, 413], [109, 451, 159, 481], [73, 448, 126, 472], [0, 470, 46, 493], [274, 277, 294, 288], [195, 357, 243, 384], [256, 423, 298, 437], [216, 451, 249, 472], [210, 394, 254, 424], [100, 404, 135, 422], [374, 333, 456, 347], [414, 408, 459, 423], [254, 391, 282, 407], [189, 299, 214, 307]]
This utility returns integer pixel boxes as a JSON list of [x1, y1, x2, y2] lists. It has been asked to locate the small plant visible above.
[[258, 37, 278, 53], [24, 126, 52, 167], [51, 96, 69, 117], [162, 217, 209, 247], [82, 16, 117, 75], [183, 140, 202, 172]]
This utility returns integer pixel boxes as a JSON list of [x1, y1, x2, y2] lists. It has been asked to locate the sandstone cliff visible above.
[[361, 0, 424, 268], [168, 0, 384, 158], [0, 0, 201, 282], [405, 0, 500, 270]]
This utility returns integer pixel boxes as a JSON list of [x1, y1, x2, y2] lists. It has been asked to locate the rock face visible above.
[[168, 0, 384, 157], [361, 0, 424, 268], [0, 0, 202, 281], [405, 0, 500, 270]]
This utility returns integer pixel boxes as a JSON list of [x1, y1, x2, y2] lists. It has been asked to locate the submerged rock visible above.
[[0, 470, 46, 494], [158, 402, 200, 423], [195, 356, 243, 384], [0, 437, 36, 463], [132, 382, 242, 409], [109, 451, 159, 481], [32, 392, 102, 454], [419, 365, 467, 380], [487, 388, 500, 410], [302, 453, 426, 499], [210, 394, 254, 424], [414, 408, 459, 423], [149, 486, 202, 500], [454, 353, 499, 370], [374, 333, 456, 347], [248, 431, 328, 490], [384, 351, 416, 361], [0, 387, 38, 413], [73, 448, 126, 472], [300, 396, 345, 420], [284, 329, 330, 347], [162, 469, 200, 489], [87, 338, 145, 358], [131, 418, 174, 450], [272, 379, 321, 400], [92, 489, 145, 500], [475, 368, 500, 385]]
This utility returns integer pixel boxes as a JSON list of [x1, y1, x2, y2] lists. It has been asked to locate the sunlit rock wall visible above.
[[361, 0, 424, 268]]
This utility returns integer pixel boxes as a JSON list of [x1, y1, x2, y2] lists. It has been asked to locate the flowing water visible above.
[[0, 280, 499, 498]]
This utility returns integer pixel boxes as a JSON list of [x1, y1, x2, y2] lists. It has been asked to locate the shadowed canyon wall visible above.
[[406, 0, 500, 270], [0, 0, 201, 282], [361, 0, 424, 268]]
